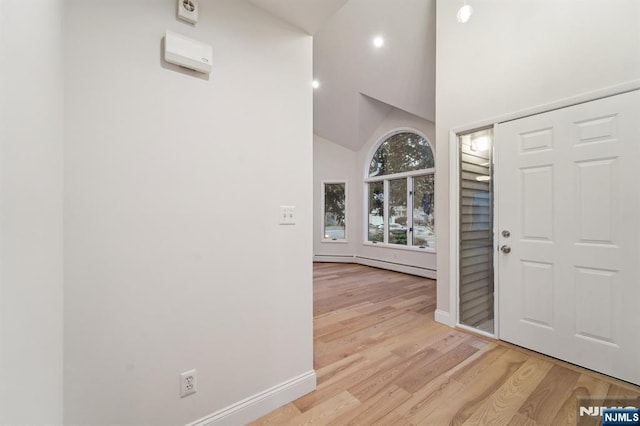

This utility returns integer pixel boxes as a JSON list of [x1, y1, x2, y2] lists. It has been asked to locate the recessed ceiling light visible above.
[[312, 80, 320, 89], [457, 4, 473, 23], [373, 36, 384, 48]]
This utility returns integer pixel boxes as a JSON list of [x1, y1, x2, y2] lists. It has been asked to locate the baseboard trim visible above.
[[187, 370, 316, 426], [435, 309, 453, 326], [313, 255, 355, 263], [355, 256, 436, 279]]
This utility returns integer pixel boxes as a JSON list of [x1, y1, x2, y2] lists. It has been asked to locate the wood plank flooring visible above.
[[251, 263, 640, 425]]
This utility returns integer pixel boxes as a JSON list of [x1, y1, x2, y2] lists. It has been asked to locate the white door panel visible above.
[[496, 90, 640, 385]]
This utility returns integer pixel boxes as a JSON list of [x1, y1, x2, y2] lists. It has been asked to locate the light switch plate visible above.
[[279, 206, 296, 225]]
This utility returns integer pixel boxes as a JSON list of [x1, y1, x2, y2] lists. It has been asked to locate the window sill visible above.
[[321, 239, 349, 244], [362, 241, 436, 253]]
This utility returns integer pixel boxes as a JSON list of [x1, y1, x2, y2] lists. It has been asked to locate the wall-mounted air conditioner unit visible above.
[[164, 30, 212, 74]]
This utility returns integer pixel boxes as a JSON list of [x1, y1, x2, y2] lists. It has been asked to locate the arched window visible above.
[[366, 131, 435, 249]]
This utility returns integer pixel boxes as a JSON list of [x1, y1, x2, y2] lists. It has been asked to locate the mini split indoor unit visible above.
[[164, 30, 212, 74]]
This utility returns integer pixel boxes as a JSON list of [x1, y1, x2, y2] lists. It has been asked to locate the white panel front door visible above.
[[496, 90, 640, 385]]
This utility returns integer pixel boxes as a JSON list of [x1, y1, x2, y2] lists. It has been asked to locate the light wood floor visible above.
[[251, 263, 640, 425]]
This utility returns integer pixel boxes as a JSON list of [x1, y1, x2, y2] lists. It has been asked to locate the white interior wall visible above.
[[313, 107, 436, 277], [0, 1, 64, 424], [435, 0, 640, 324], [63, 1, 314, 424], [313, 135, 359, 260]]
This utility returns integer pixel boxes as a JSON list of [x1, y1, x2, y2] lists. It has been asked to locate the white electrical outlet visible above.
[[180, 369, 197, 398]]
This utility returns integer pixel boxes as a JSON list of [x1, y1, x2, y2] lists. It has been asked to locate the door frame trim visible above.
[[446, 78, 640, 338]]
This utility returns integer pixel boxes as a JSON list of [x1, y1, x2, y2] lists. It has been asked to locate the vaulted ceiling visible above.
[[249, 0, 436, 151]]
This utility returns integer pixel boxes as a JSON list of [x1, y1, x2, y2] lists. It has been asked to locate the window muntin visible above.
[[323, 182, 346, 241], [365, 131, 435, 249], [368, 132, 434, 177]]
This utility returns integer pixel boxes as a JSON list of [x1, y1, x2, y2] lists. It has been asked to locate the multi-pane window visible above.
[[367, 181, 384, 242], [365, 132, 435, 249], [412, 175, 435, 247], [322, 182, 346, 241], [388, 179, 407, 245]]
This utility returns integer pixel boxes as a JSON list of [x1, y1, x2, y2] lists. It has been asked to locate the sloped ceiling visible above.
[[248, 0, 349, 34], [249, 0, 436, 151]]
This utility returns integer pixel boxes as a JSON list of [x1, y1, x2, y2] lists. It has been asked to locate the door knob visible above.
[[500, 245, 511, 254]]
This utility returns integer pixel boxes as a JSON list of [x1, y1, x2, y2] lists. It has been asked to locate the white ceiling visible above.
[[248, 0, 349, 34], [249, 0, 436, 151]]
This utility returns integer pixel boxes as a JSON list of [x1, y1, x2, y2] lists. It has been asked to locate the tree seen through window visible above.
[[366, 131, 435, 248]]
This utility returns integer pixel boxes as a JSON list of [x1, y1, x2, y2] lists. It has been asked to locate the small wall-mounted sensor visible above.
[[164, 30, 212, 74], [178, 0, 198, 24]]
